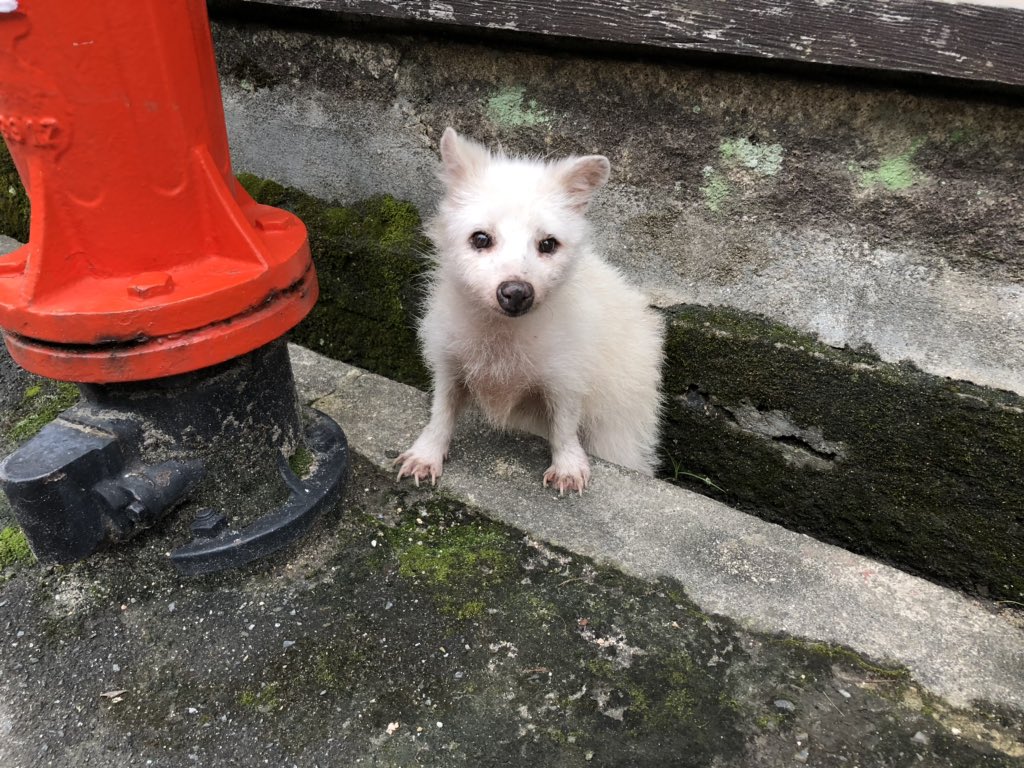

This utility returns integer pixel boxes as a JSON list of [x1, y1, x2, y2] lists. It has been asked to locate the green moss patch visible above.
[[775, 637, 909, 682], [383, 496, 516, 617], [660, 304, 1024, 600], [859, 139, 925, 191], [238, 174, 431, 389], [287, 445, 314, 479], [0, 525, 33, 568], [238, 682, 283, 713], [0, 142, 29, 242], [6, 381, 79, 445]]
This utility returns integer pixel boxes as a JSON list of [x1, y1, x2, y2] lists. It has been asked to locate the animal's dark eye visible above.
[[538, 237, 559, 255], [470, 231, 493, 250]]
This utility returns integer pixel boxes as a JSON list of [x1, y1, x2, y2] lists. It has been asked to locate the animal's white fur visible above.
[[396, 128, 665, 493]]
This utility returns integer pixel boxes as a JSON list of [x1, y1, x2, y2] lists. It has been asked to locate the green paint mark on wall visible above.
[[720, 137, 784, 177], [486, 86, 550, 128], [699, 166, 730, 212], [859, 139, 925, 191]]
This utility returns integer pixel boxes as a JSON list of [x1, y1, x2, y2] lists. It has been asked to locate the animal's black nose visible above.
[[496, 281, 535, 316]]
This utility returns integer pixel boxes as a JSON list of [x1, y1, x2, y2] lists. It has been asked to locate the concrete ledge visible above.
[[289, 343, 1024, 712]]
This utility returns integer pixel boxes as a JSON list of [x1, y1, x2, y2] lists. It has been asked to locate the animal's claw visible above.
[[543, 456, 591, 496], [395, 448, 445, 487]]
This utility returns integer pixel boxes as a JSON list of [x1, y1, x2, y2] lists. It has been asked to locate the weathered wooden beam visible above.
[[238, 0, 1024, 87]]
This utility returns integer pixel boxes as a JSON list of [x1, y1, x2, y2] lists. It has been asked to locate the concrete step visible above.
[[290, 344, 1024, 713]]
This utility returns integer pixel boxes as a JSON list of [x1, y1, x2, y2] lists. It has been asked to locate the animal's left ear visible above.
[[557, 155, 611, 211], [439, 127, 490, 186]]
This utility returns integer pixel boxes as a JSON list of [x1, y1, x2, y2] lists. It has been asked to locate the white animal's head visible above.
[[429, 127, 610, 318]]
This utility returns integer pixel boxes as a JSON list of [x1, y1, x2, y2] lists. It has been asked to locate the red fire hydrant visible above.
[[0, 0, 348, 574], [0, 0, 315, 380]]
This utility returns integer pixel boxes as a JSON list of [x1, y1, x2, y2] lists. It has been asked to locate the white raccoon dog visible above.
[[396, 127, 665, 494]]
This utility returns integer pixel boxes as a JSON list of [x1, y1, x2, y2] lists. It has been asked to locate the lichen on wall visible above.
[[719, 137, 784, 177], [697, 136, 785, 212], [857, 139, 925, 191], [485, 86, 551, 128], [699, 167, 731, 212]]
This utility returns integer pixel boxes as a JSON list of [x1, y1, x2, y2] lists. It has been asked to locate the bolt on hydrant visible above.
[[0, 0, 348, 574]]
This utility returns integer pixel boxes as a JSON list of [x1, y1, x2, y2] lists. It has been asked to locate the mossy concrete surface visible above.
[[1, 455, 1021, 767], [660, 304, 1024, 601], [237, 173, 431, 389]]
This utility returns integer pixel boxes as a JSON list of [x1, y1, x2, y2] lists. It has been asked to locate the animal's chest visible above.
[[453, 337, 542, 424], [466, 370, 533, 420]]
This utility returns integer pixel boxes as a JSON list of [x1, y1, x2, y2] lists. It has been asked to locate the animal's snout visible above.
[[496, 281, 535, 316]]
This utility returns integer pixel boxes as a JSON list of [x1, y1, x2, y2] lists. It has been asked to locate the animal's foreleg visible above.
[[396, 369, 467, 486], [542, 391, 590, 495]]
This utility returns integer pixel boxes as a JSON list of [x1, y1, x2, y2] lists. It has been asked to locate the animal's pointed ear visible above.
[[439, 127, 490, 184], [557, 155, 611, 211]]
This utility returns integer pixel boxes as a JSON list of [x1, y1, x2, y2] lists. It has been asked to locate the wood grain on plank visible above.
[[240, 0, 1024, 86]]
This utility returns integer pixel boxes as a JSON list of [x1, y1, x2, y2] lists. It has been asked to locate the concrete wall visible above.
[[211, 18, 1024, 397], [206, 14, 1024, 599]]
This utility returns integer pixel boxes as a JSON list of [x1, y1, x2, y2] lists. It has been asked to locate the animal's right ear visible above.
[[439, 127, 489, 184]]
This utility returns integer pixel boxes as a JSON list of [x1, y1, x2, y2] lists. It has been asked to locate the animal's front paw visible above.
[[394, 446, 445, 487], [543, 451, 591, 496]]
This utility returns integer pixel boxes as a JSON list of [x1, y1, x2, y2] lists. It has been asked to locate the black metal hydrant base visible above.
[[169, 408, 347, 576], [0, 340, 348, 574]]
